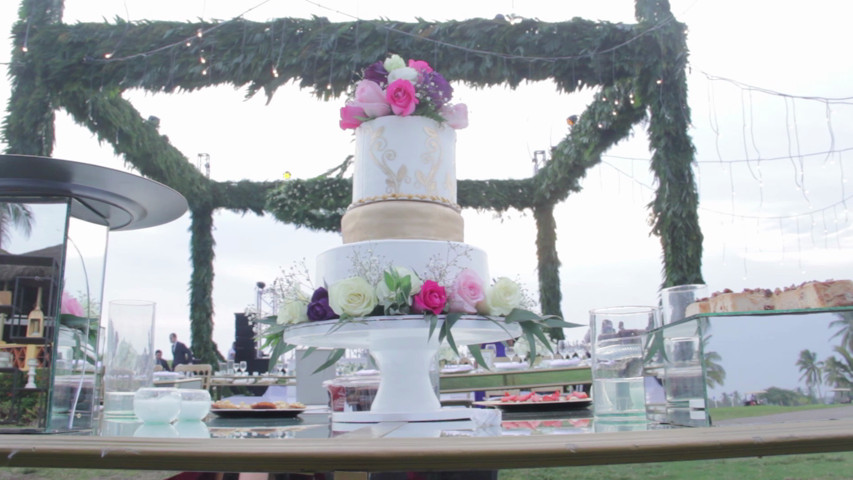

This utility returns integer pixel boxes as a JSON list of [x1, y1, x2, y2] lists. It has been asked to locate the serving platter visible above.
[[473, 398, 592, 413], [209, 408, 306, 419]]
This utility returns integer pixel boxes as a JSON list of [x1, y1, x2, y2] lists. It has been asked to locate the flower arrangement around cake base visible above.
[[256, 261, 579, 374]]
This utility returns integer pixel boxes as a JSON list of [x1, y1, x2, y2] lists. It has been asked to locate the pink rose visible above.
[[408, 59, 433, 74], [61, 291, 84, 317], [439, 103, 468, 129], [412, 280, 447, 315], [447, 269, 485, 314], [354, 80, 391, 117], [386, 79, 419, 116], [339, 104, 367, 130]]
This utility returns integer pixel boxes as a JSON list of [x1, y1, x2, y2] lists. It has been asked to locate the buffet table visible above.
[[439, 364, 591, 395]]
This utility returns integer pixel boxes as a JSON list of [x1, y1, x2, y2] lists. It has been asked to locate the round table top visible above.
[[0, 154, 187, 230]]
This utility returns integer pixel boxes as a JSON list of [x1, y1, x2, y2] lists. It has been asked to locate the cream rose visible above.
[[376, 266, 423, 307], [277, 299, 308, 325], [329, 277, 378, 317], [478, 277, 523, 316], [383, 54, 406, 72], [387, 66, 419, 85]]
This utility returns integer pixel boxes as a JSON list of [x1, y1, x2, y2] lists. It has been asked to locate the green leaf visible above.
[[468, 344, 490, 371], [543, 318, 584, 329], [266, 341, 296, 371], [312, 348, 347, 374], [442, 320, 460, 358], [503, 308, 546, 323], [527, 320, 557, 355], [427, 313, 439, 341]]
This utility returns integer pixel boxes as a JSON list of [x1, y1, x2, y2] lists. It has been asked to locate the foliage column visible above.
[[636, 0, 704, 287]]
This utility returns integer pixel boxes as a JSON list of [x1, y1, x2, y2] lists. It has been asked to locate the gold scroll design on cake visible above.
[[414, 124, 442, 196], [367, 125, 411, 194]]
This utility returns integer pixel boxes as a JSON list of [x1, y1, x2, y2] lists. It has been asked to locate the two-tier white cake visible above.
[[317, 115, 490, 290]]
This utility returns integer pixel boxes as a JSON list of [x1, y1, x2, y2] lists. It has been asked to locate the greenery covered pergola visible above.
[[3, 0, 702, 364]]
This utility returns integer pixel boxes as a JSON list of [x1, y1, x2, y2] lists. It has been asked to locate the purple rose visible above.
[[421, 71, 453, 109], [363, 61, 389, 87], [307, 287, 338, 321]]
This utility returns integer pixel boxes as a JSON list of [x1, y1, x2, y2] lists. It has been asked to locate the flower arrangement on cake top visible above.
[[339, 54, 468, 130]]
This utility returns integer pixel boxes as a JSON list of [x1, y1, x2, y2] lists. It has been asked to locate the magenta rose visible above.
[[386, 79, 419, 116], [354, 80, 391, 117], [339, 104, 366, 130], [412, 280, 447, 315], [408, 59, 433, 74], [447, 269, 485, 314]]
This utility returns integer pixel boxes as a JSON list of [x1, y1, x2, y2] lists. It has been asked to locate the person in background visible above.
[[228, 342, 237, 361], [170, 332, 193, 367], [154, 349, 171, 371]]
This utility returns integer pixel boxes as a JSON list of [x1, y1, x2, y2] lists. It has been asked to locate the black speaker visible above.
[[234, 313, 254, 337]]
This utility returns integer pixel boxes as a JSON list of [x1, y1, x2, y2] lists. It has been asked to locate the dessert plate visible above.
[[209, 408, 305, 419], [473, 398, 592, 413]]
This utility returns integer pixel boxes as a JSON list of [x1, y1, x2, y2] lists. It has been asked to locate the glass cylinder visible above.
[[590, 306, 657, 419], [658, 284, 708, 325], [103, 300, 156, 416]]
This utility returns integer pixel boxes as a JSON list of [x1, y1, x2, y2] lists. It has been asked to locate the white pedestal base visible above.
[[332, 407, 473, 424], [284, 316, 518, 423]]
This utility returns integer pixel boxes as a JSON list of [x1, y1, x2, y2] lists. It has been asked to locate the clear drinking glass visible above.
[[239, 360, 247, 375], [658, 284, 708, 325], [590, 306, 658, 419], [103, 300, 156, 417]]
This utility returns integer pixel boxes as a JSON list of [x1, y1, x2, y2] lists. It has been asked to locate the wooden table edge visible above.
[[0, 419, 851, 473]]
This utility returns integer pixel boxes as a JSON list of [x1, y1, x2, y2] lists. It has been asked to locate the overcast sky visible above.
[[2, 1, 852, 396]]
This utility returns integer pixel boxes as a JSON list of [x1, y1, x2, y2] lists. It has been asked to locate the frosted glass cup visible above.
[[590, 306, 657, 419], [659, 284, 708, 325], [104, 300, 156, 417]]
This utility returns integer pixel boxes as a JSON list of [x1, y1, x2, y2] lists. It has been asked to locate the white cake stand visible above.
[[283, 315, 519, 423]]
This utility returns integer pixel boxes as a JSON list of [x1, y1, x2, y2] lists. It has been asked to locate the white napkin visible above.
[[493, 362, 527, 371], [441, 364, 474, 374], [542, 358, 580, 368]]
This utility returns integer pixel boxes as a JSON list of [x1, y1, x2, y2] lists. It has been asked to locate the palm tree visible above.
[[0, 202, 34, 249], [830, 312, 853, 353], [701, 333, 726, 389], [823, 355, 852, 390], [796, 349, 824, 401]]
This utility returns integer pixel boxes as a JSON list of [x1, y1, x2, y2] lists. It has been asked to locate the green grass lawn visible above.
[[710, 403, 849, 422], [499, 451, 853, 480], [4, 451, 853, 480]]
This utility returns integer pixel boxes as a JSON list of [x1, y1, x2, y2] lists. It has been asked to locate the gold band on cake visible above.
[[341, 201, 464, 244]]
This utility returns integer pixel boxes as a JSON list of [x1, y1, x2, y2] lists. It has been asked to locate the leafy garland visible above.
[[2, 0, 703, 363]]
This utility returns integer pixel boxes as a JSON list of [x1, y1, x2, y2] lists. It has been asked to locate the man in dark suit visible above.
[[169, 332, 193, 367], [154, 349, 171, 371]]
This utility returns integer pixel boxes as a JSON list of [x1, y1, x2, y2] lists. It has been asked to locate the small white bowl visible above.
[[177, 389, 211, 421], [133, 387, 181, 423]]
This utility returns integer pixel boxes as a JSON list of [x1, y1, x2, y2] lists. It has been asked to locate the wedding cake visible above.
[[277, 54, 525, 326]]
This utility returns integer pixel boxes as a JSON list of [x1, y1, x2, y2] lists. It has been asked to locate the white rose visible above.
[[387, 66, 419, 85], [383, 54, 406, 72], [376, 266, 423, 306], [329, 277, 378, 317], [478, 277, 523, 316], [277, 300, 308, 325]]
